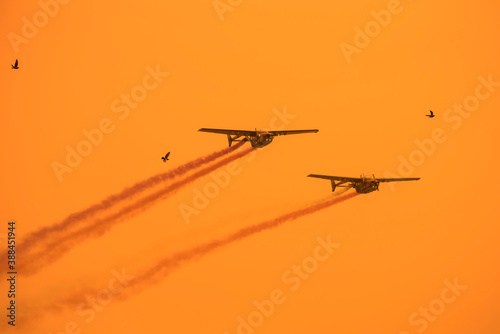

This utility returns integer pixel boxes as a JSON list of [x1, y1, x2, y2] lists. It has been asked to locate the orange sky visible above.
[[1, 0, 500, 333]]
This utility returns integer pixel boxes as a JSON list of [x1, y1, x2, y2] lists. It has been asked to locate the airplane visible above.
[[198, 128, 319, 148], [426, 110, 435, 118], [161, 152, 170, 162], [11, 59, 19, 69], [308, 173, 420, 194]]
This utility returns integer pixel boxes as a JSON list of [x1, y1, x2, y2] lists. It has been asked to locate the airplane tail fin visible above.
[[227, 135, 233, 147]]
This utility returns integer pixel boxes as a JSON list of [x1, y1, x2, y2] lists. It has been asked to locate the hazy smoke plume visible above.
[[20, 147, 255, 275], [17, 141, 247, 260], [51, 191, 358, 310]]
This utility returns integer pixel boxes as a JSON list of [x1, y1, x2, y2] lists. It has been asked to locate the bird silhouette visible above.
[[426, 110, 435, 118], [11, 59, 19, 69]]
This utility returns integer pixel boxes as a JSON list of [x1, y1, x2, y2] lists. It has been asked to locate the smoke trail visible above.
[[14, 141, 247, 258], [333, 186, 353, 196], [51, 192, 358, 310], [132, 191, 358, 286], [20, 147, 256, 275]]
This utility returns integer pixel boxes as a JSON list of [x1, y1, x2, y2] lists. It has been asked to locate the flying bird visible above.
[[11, 59, 19, 69], [161, 152, 170, 162], [426, 110, 435, 118]]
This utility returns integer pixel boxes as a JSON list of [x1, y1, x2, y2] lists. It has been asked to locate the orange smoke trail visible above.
[[12, 142, 246, 258], [51, 192, 358, 310], [333, 186, 352, 196], [20, 147, 256, 275], [133, 191, 358, 285]]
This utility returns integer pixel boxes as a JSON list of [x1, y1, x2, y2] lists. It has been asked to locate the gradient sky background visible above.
[[1, 0, 499, 333]]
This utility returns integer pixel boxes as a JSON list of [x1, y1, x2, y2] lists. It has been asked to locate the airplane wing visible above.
[[198, 128, 257, 136], [307, 174, 361, 183], [269, 130, 319, 136], [376, 177, 420, 183]]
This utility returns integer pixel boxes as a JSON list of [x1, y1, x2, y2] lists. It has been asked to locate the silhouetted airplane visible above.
[[426, 110, 435, 118], [199, 128, 319, 148], [161, 152, 170, 162], [11, 59, 19, 69], [308, 173, 420, 194]]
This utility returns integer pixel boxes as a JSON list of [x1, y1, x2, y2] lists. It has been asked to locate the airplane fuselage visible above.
[[248, 134, 274, 148], [353, 180, 379, 194]]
